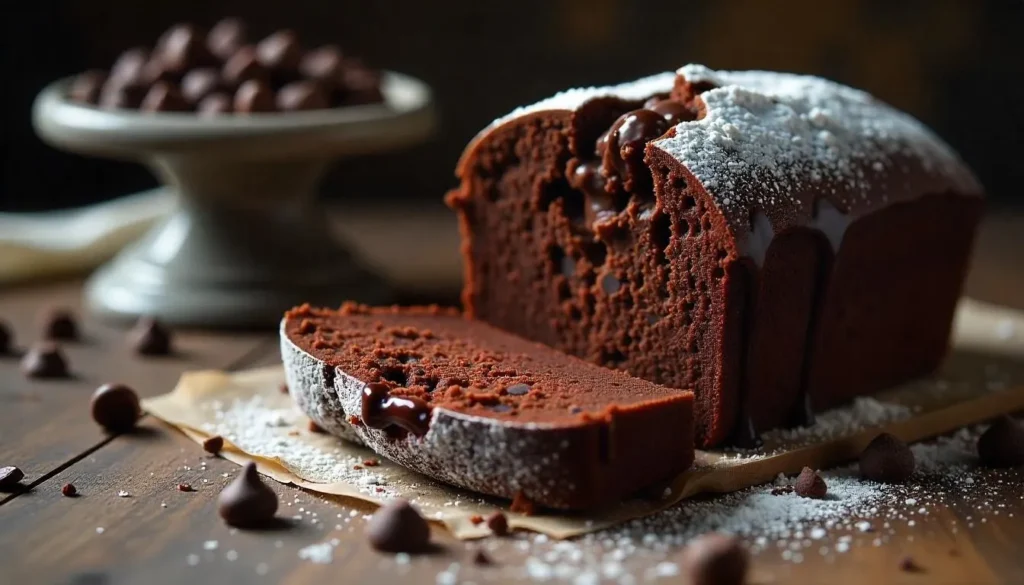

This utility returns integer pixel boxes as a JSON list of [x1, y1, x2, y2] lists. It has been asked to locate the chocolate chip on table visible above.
[[181, 68, 222, 104], [178, 483, 194, 492], [129, 316, 173, 356], [276, 81, 329, 112], [307, 420, 326, 434], [140, 82, 190, 113], [859, 432, 915, 483], [42, 308, 77, 341], [899, 555, 924, 572], [485, 511, 508, 536], [299, 46, 344, 86], [977, 415, 1024, 468], [0, 466, 25, 491], [681, 532, 749, 585], [794, 466, 827, 499], [234, 79, 275, 113], [207, 18, 247, 61], [61, 483, 78, 497], [256, 30, 302, 75], [90, 384, 142, 433], [197, 93, 233, 116], [69, 70, 107, 105], [218, 462, 278, 528], [202, 435, 224, 454], [472, 549, 494, 566], [366, 499, 431, 553], [0, 319, 12, 354], [221, 46, 267, 87], [21, 342, 70, 379]]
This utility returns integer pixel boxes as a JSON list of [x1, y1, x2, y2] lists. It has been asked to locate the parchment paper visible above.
[[143, 298, 1024, 540]]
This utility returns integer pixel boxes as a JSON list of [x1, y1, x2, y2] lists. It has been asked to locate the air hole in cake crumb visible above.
[[682, 195, 696, 210], [380, 368, 408, 387], [488, 404, 513, 413], [537, 178, 584, 223], [557, 280, 571, 301], [672, 177, 688, 191], [569, 306, 582, 320], [506, 383, 530, 396], [601, 273, 622, 295], [646, 313, 661, 325], [651, 212, 672, 263], [321, 364, 336, 388], [691, 219, 702, 236], [583, 241, 607, 267], [713, 265, 725, 279], [398, 354, 418, 364], [600, 348, 627, 366]]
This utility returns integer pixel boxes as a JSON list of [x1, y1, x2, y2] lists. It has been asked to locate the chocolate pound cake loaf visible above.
[[447, 65, 983, 447], [281, 304, 695, 510]]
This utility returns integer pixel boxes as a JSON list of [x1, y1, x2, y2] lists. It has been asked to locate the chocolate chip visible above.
[[505, 383, 530, 396], [207, 18, 247, 61], [0, 466, 25, 491], [794, 467, 827, 499], [222, 46, 268, 87], [859, 432, 915, 483], [339, 63, 384, 105], [365, 499, 431, 553], [69, 70, 106, 105], [217, 462, 278, 528], [472, 550, 494, 565], [99, 81, 148, 110], [308, 420, 326, 433], [181, 68, 222, 104], [977, 415, 1024, 468], [21, 342, 69, 379], [362, 458, 379, 467], [510, 491, 536, 515], [485, 511, 508, 535], [61, 483, 78, 497], [203, 435, 224, 454], [279, 383, 290, 394], [299, 46, 344, 86], [899, 555, 923, 572], [681, 533, 749, 585], [129, 316, 173, 356], [0, 320, 11, 354], [90, 383, 141, 433], [178, 483, 194, 492], [646, 98, 694, 126], [42, 308, 77, 340], [276, 81, 329, 111], [156, 24, 212, 75], [140, 82, 190, 113], [197, 93, 233, 116], [256, 30, 302, 74], [110, 48, 150, 85], [234, 79, 275, 113]]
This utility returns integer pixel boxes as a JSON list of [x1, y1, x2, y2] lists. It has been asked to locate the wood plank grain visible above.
[[0, 281, 271, 493]]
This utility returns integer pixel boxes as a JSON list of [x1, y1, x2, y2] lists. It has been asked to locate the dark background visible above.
[[2, 0, 1022, 212]]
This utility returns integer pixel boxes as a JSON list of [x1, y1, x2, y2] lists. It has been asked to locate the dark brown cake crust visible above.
[[281, 304, 695, 510], [447, 66, 983, 447]]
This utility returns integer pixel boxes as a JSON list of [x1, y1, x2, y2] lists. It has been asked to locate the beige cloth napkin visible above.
[[0, 191, 462, 292], [143, 299, 1024, 540]]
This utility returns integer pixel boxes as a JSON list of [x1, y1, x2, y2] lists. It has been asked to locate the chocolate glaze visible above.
[[361, 382, 433, 436]]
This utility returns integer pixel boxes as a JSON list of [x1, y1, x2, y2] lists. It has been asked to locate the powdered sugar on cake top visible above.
[[651, 65, 980, 227]]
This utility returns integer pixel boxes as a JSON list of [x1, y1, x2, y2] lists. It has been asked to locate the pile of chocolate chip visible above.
[[67, 18, 384, 115]]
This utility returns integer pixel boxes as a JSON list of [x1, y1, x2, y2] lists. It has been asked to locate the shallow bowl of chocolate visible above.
[[31, 21, 435, 328]]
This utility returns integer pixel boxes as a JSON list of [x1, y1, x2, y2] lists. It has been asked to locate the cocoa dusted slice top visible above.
[[280, 304, 695, 510]]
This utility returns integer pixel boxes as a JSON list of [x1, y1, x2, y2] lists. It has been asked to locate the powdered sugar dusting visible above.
[[653, 65, 979, 231]]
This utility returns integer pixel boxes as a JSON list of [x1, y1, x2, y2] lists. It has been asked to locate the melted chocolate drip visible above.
[[569, 162, 618, 226], [361, 382, 433, 436], [743, 200, 853, 268], [646, 99, 695, 126]]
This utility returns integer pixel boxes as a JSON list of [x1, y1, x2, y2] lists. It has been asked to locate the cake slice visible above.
[[447, 65, 983, 447], [281, 303, 695, 510]]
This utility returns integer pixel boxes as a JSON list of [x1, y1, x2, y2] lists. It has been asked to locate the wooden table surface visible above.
[[2, 212, 1023, 585]]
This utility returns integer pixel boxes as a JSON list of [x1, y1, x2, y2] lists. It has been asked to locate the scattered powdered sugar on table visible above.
[[200, 395, 402, 499]]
